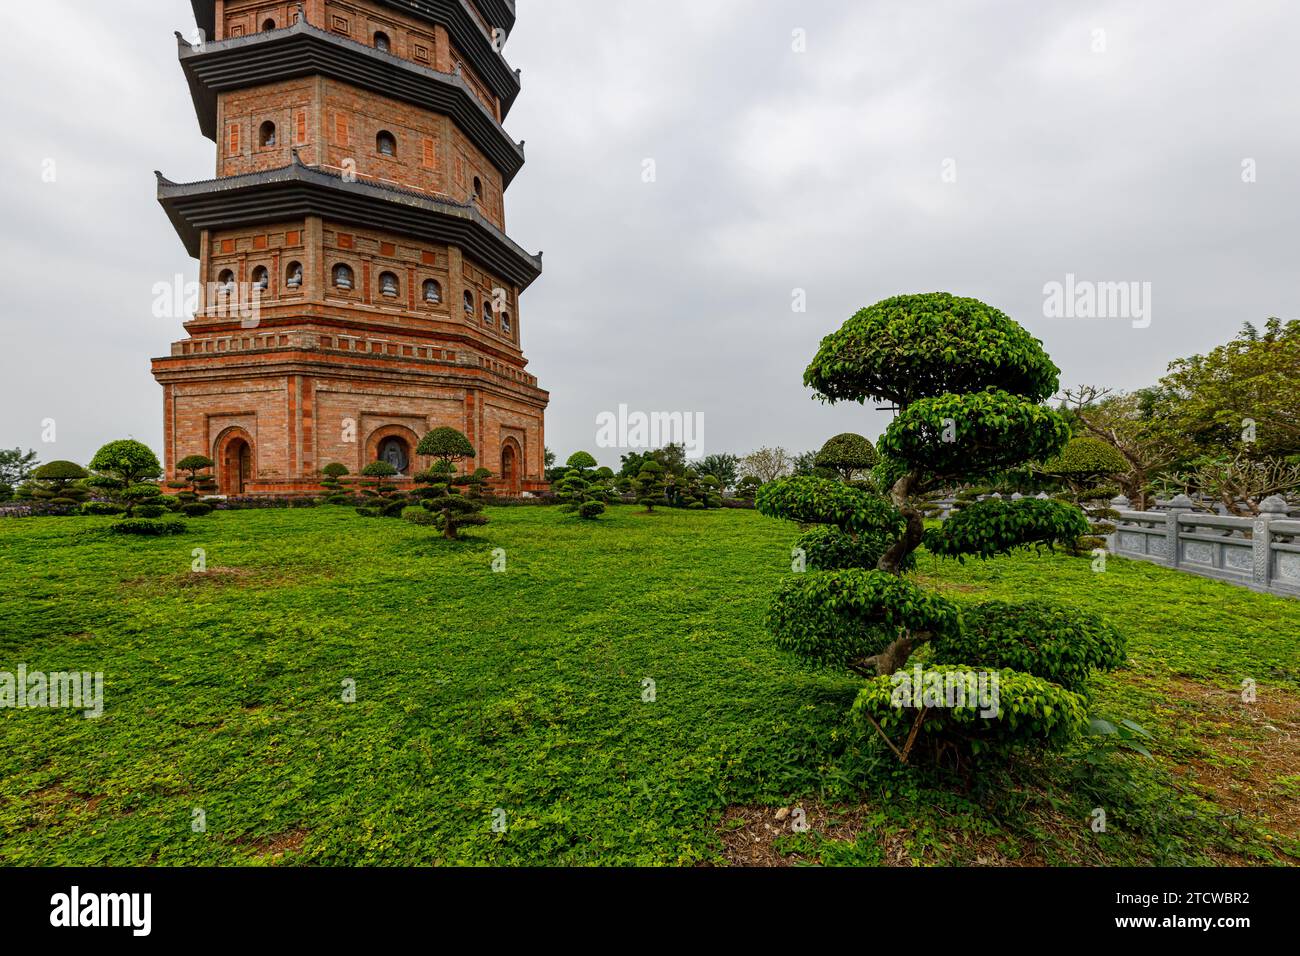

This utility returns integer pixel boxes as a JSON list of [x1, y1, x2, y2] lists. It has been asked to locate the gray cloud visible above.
[[2, 0, 1298, 469]]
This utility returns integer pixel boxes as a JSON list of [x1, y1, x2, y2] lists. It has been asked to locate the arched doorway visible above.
[[500, 439, 521, 495], [378, 435, 411, 475], [216, 431, 254, 495], [365, 425, 422, 478]]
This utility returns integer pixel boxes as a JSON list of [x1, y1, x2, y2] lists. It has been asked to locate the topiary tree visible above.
[[456, 467, 494, 500], [1041, 436, 1127, 493], [417, 427, 476, 470], [320, 462, 352, 504], [28, 461, 90, 512], [167, 455, 216, 506], [759, 292, 1124, 765], [815, 433, 879, 482], [88, 440, 170, 524], [356, 461, 406, 517], [565, 451, 598, 473], [632, 460, 668, 512], [555, 467, 609, 519], [408, 459, 488, 539], [1040, 436, 1130, 553]]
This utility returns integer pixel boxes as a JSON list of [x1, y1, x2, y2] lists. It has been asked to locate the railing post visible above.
[[1166, 494, 1194, 568], [1253, 495, 1288, 591], [1108, 495, 1130, 554]]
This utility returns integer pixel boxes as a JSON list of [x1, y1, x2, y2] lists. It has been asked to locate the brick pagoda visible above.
[[153, 0, 547, 496]]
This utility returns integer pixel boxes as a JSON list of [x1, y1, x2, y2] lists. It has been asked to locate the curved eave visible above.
[[190, 0, 521, 117], [178, 24, 524, 186], [156, 159, 542, 290]]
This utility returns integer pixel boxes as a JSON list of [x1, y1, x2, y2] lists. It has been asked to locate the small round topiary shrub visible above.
[[815, 433, 879, 482], [578, 500, 606, 519], [933, 601, 1127, 694], [181, 503, 214, 517], [109, 518, 187, 536], [81, 502, 125, 516]]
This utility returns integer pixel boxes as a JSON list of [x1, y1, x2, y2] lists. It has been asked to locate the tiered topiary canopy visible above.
[[759, 293, 1125, 763]]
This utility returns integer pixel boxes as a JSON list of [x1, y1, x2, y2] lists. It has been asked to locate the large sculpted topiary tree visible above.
[[759, 293, 1123, 762]]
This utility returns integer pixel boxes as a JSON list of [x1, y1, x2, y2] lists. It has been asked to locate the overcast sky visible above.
[[2, 0, 1298, 469]]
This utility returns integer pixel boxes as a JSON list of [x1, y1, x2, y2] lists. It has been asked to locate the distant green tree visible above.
[[697, 453, 740, 491], [791, 451, 820, 477], [0, 448, 39, 486]]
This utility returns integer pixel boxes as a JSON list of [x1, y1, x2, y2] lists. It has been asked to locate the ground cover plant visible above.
[[0, 506, 1296, 866]]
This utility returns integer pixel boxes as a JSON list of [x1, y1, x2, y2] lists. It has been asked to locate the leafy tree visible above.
[[1039, 436, 1126, 492], [760, 293, 1120, 764], [1154, 318, 1300, 461], [0, 448, 39, 486], [790, 450, 820, 477], [815, 433, 879, 482], [697, 453, 740, 491], [544, 447, 557, 469], [90, 440, 162, 487], [632, 460, 668, 512], [740, 447, 792, 484], [1059, 386, 1182, 509], [619, 445, 688, 479], [736, 475, 762, 501]]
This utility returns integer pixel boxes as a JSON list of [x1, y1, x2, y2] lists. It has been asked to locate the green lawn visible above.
[[2, 506, 1297, 866]]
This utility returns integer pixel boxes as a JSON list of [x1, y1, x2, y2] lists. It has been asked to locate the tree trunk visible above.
[[877, 471, 924, 575]]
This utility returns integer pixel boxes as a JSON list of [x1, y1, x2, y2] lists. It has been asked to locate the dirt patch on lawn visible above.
[[1162, 678, 1300, 848], [717, 803, 908, 867], [716, 802, 1040, 867], [232, 828, 309, 862]]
